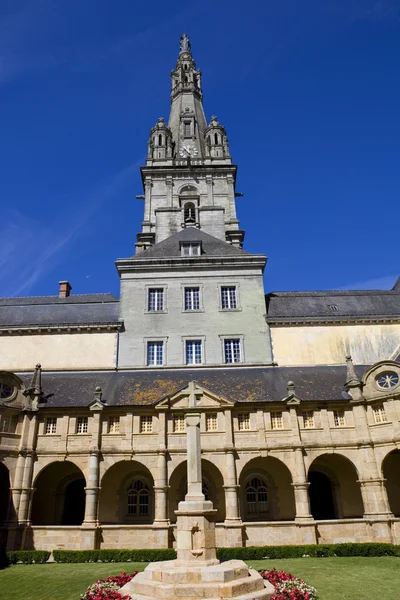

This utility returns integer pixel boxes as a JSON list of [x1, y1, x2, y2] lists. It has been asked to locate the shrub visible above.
[[217, 542, 399, 561], [82, 572, 137, 600], [261, 568, 318, 600], [53, 548, 176, 563], [6, 550, 50, 564]]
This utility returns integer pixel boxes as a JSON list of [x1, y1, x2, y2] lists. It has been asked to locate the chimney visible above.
[[59, 280, 72, 298]]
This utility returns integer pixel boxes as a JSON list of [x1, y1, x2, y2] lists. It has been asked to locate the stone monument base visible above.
[[120, 558, 274, 600]]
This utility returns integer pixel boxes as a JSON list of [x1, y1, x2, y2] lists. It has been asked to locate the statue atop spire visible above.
[[180, 32, 191, 53]]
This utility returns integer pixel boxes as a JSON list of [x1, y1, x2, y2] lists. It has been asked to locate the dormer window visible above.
[[181, 242, 201, 257]]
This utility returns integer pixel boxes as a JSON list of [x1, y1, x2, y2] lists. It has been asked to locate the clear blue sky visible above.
[[1, 0, 399, 297]]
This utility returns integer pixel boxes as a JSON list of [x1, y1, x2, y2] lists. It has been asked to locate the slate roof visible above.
[[265, 289, 400, 323], [129, 228, 253, 260], [0, 294, 120, 328], [17, 365, 362, 408]]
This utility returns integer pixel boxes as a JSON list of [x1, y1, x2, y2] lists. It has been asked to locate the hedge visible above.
[[52, 548, 177, 563], [6, 550, 51, 564], [216, 543, 400, 561], [5, 543, 400, 565]]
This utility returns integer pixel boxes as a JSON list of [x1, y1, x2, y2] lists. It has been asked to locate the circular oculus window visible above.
[[376, 372, 400, 389], [0, 382, 14, 399]]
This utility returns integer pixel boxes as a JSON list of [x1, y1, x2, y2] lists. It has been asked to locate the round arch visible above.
[[31, 461, 86, 525], [382, 449, 400, 516], [238, 456, 295, 521], [168, 459, 225, 523], [99, 460, 155, 524], [0, 462, 11, 524], [307, 453, 363, 519]]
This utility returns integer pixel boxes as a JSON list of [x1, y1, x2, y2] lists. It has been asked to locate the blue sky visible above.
[[1, 0, 399, 297]]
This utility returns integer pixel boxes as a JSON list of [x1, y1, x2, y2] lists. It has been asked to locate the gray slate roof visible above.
[[0, 294, 120, 328], [130, 228, 252, 260], [266, 289, 400, 323], [18, 365, 362, 408]]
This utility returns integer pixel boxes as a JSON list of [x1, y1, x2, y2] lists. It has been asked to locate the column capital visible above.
[[291, 482, 310, 490]]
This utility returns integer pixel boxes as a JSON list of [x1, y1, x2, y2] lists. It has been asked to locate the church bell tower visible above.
[[136, 33, 245, 252]]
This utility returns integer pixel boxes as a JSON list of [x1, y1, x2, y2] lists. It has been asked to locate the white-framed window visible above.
[[45, 417, 57, 434], [184, 287, 200, 310], [140, 415, 153, 433], [303, 411, 315, 428], [148, 288, 164, 311], [245, 477, 268, 517], [224, 339, 241, 364], [221, 286, 237, 309], [1, 415, 18, 433], [206, 413, 218, 432], [238, 413, 250, 431], [173, 415, 185, 433], [271, 411, 283, 430], [373, 404, 387, 424], [333, 410, 346, 427], [186, 340, 202, 365], [76, 416, 88, 434], [127, 479, 149, 516], [181, 242, 201, 257], [108, 416, 120, 433], [147, 341, 164, 366]]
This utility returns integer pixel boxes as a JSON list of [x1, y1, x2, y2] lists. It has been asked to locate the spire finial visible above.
[[345, 354, 361, 389], [180, 32, 191, 53]]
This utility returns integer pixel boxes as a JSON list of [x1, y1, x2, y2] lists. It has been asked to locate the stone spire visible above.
[[168, 33, 208, 159]]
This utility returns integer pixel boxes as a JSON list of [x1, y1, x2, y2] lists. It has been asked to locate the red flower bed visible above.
[[82, 571, 138, 600], [260, 568, 318, 600]]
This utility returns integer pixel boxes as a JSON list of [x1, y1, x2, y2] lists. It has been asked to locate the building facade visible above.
[[1, 34, 400, 553]]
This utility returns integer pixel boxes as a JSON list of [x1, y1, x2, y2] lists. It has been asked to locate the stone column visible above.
[[206, 175, 214, 206], [18, 452, 35, 524], [143, 178, 153, 224], [224, 450, 240, 521], [83, 450, 100, 525], [154, 451, 169, 523], [166, 178, 173, 207], [292, 448, 313, 521], [10, 452, 25, 521]]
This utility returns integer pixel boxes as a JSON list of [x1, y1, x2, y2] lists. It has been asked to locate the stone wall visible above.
[[270, 323, 400, 366]]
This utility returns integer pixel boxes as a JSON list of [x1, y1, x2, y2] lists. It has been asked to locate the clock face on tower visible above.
[[179, 145, 198, 158]]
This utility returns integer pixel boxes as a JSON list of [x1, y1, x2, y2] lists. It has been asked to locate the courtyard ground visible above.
[[0, 557, 396, 600]]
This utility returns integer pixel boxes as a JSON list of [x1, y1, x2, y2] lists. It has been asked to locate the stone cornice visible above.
[[116, 255, 266, 273], [0, 322, 123, 336], [267, 316, 400, 326]]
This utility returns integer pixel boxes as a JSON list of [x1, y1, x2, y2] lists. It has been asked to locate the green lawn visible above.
[[0, 557, 397, 600]]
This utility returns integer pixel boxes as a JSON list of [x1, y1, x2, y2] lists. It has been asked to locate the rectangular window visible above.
[[184, 287, 200, 310], [186, 340, 202, 365], [303, 411, 315, 428], [1, 415, 18, 433], [373, 404, 387, 424], [108, 416, 120, 433], [45, 417, 57, 434], [271, 411, 283, 430], [224, 339, 241, 364], [181, 242, 201, 257], [238, 413, 250, 431], [206, 413, 218, 432], [140, 415, 153, 433], [184, 121, 191, 137], [173, 415, 185, 433], [147, 342, 163, 366], [333, 410, 346, 427], [221, 286, 237, 309], [76, 417, 88, 434], [148, 288, 164, 311]]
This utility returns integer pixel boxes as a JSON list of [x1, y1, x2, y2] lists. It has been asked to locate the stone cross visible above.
[[185, 381, 204, 501]]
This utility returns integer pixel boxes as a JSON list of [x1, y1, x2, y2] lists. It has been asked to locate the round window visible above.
[[0, 382, 13, 399], [376, 372, 400, 389]]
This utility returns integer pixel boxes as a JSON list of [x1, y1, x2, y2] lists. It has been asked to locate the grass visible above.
[[0, 557, 397, 600]]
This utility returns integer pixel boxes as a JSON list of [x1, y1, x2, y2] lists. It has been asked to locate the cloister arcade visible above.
[[307, 453, 364, 520]]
